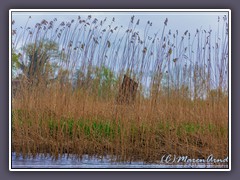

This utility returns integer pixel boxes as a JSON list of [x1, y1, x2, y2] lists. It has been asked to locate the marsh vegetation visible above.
[[11, 14, 229, 163]]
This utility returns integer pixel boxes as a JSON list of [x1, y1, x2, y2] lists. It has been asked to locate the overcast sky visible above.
[[12, 11, 229, 40]]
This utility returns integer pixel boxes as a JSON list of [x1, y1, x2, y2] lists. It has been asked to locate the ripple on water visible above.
[[11, 153, 228, 169]]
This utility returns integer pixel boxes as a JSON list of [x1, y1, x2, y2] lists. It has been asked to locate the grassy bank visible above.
[[12, 88, 228, 163]]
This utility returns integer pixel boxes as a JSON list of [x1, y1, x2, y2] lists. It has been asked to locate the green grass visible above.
[[12, 109, 227, 139], [11, 109, 228, 162]]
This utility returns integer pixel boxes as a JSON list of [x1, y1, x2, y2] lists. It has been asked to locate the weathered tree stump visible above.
[[117, 75, 138, 104]]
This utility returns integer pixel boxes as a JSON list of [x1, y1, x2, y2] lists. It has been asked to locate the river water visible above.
[[11, 153, 227, 169]]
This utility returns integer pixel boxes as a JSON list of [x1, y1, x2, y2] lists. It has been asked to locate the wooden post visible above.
[[117, 75, 138, 104]]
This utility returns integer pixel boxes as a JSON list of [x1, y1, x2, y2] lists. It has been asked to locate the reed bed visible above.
[[11, 14, 229, 163]]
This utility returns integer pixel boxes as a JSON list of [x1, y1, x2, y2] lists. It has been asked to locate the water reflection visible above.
[[11, 153, 227, 169]]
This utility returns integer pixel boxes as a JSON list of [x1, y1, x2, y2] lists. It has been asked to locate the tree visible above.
[[73, 66, 117, 100], [98, 66, 117, 99], [20, 40, 61, 84]]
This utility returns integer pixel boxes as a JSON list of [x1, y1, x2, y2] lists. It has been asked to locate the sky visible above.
[[12, 11, 229, 41]]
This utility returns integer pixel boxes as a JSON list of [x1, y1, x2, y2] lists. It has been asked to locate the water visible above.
[[11, 153, 227, 169]]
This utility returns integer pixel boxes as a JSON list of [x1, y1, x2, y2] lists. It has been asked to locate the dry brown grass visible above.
[[12, 81, 228, 163]]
